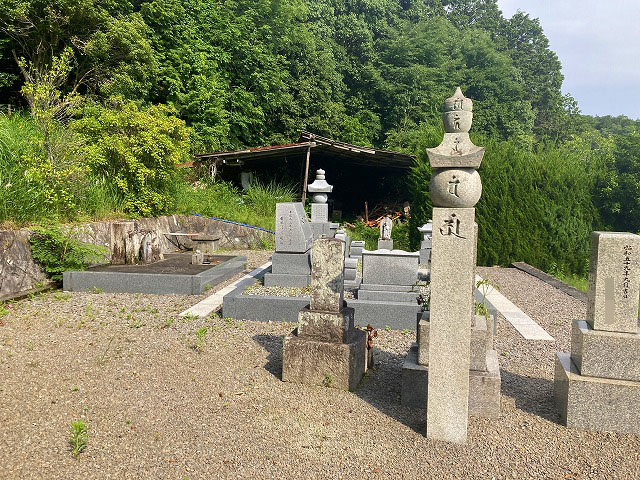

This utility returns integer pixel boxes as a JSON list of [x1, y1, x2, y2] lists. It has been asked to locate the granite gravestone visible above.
[[264, 203, 314, 287], [554, 231, 640, 434]]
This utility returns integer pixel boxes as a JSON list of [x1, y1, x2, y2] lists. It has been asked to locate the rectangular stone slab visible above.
[[361, 250, 419, 286], [263, 272, 310, 288], [271, 251, 311, 275], [310, 238, 345, 312], [282, 328, 366, 391], [297, 306, 354, 343], [586, 232, 640, 333], [554, 352, 640, 434], [357, 289, 419, 303], [275, 203, 313, 253], [377, 239, 393, 250], [359, 283, 418, 293], [427, 207, 475, 444], [571, 320, 640, 381]]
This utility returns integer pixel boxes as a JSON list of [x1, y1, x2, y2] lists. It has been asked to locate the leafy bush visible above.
[[29, 224, 109, 281], [72, 98, 191, 217]]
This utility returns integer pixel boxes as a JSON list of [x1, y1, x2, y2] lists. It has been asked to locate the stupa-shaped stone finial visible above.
[[307, 168, 333, 204], [426, 87, 484, 170], [442, 87, 473, 133]]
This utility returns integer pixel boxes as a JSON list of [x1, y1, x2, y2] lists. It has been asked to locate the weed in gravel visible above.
[[323, 375, 333, 387], [224, 317, 234, 327], [0, 304, 9, 317], [71, 385, 79, 392], [129, 316, 144, 329], [401, 328, 411, 335], [384, 325, 391, 332], [69, 420, 88, 456], [52, 292, 71, 302], [91, 286, 103, 294], [182, 312, 199, 322], [162, 317, 175, 329], [195, 326, 208, 351]]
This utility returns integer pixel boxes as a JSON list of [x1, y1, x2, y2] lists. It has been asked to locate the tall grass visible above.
[[0, 112, 126, 226], [0, 113, 42, 225], [174, 178, 295, 231]]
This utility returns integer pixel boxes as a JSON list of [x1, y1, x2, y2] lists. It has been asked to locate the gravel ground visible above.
[[1, 262, 639, 479]]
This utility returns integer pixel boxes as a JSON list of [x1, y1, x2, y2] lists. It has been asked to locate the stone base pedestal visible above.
[[377, 239, 393, 250], [264, 251, 312, 287], [554, 352, 640, 434], [282, 328, 367, 391], [401, 345, 501, 418], [570, 320, 640, 381], [263, 272, 311, 287]]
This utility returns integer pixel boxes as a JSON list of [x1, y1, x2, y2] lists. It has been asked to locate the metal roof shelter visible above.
[[193, 132, 415, 204]]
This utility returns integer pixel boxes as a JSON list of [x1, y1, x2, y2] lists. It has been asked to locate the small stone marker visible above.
[[275, 202, 313, 253], [586, 232, 640, 334]]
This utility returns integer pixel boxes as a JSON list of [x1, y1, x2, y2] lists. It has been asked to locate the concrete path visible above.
[[179, 261, 272, 319], [475, 274, 554, 341]]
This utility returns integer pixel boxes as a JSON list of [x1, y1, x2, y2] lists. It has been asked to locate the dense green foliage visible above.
[[0, 0, 638, 275], [29, 224, 109, 280]]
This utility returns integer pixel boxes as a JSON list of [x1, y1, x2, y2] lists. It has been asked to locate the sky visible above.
[[496, 0, 640, 119]]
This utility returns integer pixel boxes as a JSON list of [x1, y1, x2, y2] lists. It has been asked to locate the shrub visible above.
[[29, 224, 109, 281], [72, 98, 191, 217], [409, 134, 604, 276]]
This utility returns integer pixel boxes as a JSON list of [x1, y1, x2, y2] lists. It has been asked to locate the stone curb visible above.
[[509, 262, 587, 303]]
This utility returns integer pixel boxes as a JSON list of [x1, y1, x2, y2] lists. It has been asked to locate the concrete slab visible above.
[[180, 262, 272, 318], [475, 275, 554, 341]]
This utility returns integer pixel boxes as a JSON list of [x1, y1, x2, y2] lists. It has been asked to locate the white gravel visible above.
[[0, 262, 638, 479]]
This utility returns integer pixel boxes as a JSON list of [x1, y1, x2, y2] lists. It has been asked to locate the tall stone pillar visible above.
[[426, 87, 485, 444]]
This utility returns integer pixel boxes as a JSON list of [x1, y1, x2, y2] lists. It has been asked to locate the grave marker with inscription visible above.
[[554, 231, 640, 434]]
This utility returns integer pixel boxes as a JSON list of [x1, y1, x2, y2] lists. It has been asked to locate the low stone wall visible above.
[[0, 215, 272, 299]]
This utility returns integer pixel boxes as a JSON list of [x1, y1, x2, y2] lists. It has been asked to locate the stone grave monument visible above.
[[554, 231, 640, 434], [418, 221, 433, 266], [308, 169, 339, 239], [378, 216, 393, 250], [263, 202, 314, 287], [282, 238, 367, 390], [425, 87, 486, 444], [349, 249, 421, 329]]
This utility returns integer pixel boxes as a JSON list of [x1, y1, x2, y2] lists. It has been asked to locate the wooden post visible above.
[[301, 144, 312, 204], [365, 201, 369, 223]]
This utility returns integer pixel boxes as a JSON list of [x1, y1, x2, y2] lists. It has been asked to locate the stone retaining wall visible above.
[[0, 215, 272, 299]]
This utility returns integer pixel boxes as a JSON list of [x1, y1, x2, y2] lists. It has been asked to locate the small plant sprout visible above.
[[401, 328, 411, 335], [323, 374, 333, 387], [91, 286, 103, 294], [385, 325, 391, 332], [69, 420, 88, 456], [195, 326, 208, 351]]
